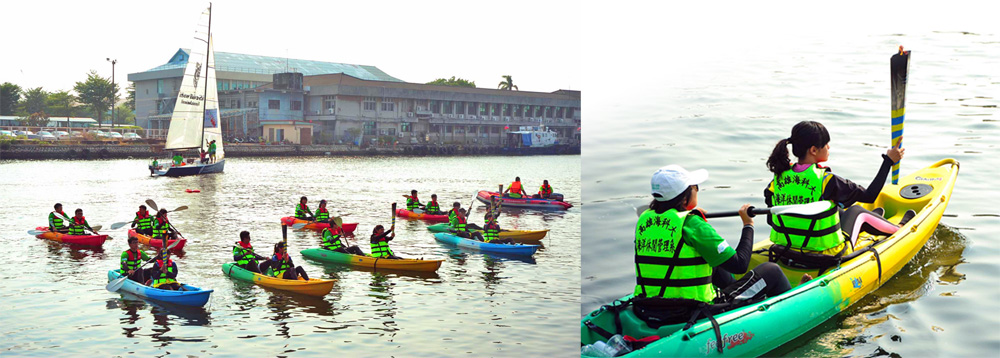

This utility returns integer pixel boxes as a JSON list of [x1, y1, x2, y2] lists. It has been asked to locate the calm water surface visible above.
[[0, 155, 580, 357], [582, 30, 999, 356]]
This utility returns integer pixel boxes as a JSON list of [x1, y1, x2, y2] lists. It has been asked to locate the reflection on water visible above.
[[1, 155, 579, 356]]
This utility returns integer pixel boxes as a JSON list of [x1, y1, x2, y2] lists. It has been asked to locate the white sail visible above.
[[201, 34, 224, 159], [164, 7, 212, 151]]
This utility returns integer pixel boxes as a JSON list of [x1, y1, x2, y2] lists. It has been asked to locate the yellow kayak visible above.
[[222, 263, 335, 297], [425, 223, 548, 244]]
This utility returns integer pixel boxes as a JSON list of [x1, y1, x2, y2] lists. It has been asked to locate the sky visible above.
[[0, 0, 582, 94]]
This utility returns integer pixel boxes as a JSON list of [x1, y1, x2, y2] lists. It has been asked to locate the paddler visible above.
[[314, 200, 333, 224], [147, 249, 182, 290], [131, 205, 154, 236], [68, 208, 97, 235], [267, 242, 310, 280], [370, 225, 403, 259], [320, 226, 365, 255], [535, 179, 554, 199], [447, 203, 485, 241], [294, 196, 314, 220], [48, 203, 70, 233], [404, 190, 424, 212], [121, 236, 152, 283], [482, 212, 514, 244], [765, 121, 911, 257], [233, 231, 268, 273], [503, 177, 528, 198], [632, 165, 791, 326], [207, 139, 217, 163], [425, 194, 442, 215], [152, 209, 178, 243]]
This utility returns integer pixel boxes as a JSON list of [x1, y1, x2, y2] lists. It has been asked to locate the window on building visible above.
[[363, 121, 376, 135], [237, 100, 241, 109], [545, 106, 552, 118], [292, 101, 302, 111], [503, 104, 511, 116], [323, 95, 336, 109], [269, 100, 280, 110], [567, 107, 575, 118], [401, 122, 411, 133], [381, 98, 395, 112], [442, 101, 452, 114], [512, 105, 520, 117], [493, 126, 501, 134], [479, 103, 487, 115], [535, 106, 543, 117], [431, 124, 441, 133], [430, 100, 439, 113], [157, 79, 164, 94], [445, 125, 453, 133], [364, 97, 376, 111], [276, 129, 285, 141], [456, 102, 465, 115]]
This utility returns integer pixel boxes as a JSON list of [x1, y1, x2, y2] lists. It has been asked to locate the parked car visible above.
[[19, 130, 38, 139], [0, 130, 13, 137], [71, 131, 84, 138], [37, 131, 57, 141], [123, 132, 143, 140], [52, 131, 70, 139], [91, 130, 106, 137], [109, 132, 124, 139]]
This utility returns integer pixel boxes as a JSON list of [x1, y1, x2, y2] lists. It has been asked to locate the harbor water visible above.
[[0, 155, 580, 357]]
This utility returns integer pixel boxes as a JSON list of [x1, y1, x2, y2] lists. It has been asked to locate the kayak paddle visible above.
[[106, 238, 182, 292], [890, 46, 910, 185], [391, 202, 397, 231], [109, 207, 187, 230], [634, 201, 834, 219], [145, 199, 158, 212]]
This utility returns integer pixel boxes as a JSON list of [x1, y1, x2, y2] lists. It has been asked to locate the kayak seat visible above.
[[582, 298, 685, 345]]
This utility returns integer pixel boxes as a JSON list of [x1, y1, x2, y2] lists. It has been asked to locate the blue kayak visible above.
[[107, 269, 213, 307], [433, 233, 540, 256]]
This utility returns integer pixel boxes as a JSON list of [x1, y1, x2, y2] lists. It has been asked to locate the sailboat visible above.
[[150, 3, 225, 177]]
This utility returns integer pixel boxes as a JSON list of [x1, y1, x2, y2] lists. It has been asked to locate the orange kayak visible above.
[[280, 217, 358, 233]]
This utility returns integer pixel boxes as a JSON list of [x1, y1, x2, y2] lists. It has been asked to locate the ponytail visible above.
[[767, 121, 830, 175]]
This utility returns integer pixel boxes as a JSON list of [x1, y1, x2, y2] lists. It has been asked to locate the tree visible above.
[[0, 82, 21, 115], [126, 82, 136, 112], [74, 71, 117, 128], [113, 103, 134, 124], [47, 90, 76, 118], [427, 76, 476, 88], [497, 75, 518, 91], [19, 87, 48, 116], [24, 111, 49, 127]]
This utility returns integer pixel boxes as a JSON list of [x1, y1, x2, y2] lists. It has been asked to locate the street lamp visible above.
[[107, 58, 116, 129]]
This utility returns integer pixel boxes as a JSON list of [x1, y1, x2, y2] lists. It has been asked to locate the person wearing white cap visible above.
[[632, 165, 791, 328]]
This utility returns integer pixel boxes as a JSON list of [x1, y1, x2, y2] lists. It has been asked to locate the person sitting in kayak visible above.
[[482, 212, 514, 245], [632, 165, 791, 327], [425, 194, 442, 215], [447, 203, 485, 241], [370, 225, 403, 259], [233, 231, 268, 273], [321, 226, 365, 255], [121, 236, 152, 283], [172, 152, 183, 167], [405, 190, 424, 212], [314, 199, 333, 224], [68, 208, 97, 235], [207, 139, 217, 163], [131, 205, 154, 236], [266, 242, 310, 280], [295, 196, 314, 220], [503, 177, 528, 198], [48, 203, 70, 233], [765, 121, 911, 257], [147, 249, 182, 290], [152, 209, 178, 243], [535, 180, 554, 199]]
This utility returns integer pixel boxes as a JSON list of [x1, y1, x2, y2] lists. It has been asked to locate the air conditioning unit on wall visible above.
[[408, 112, 414, 117], [458, 114, 464, 119], [327, 108, 335, 114]]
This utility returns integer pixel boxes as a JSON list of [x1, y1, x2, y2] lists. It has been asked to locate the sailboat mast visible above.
[[200, 2, 212, 150]]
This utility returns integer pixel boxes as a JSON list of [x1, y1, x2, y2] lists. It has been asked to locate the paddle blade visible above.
[[890, 46, 910, 185], [145, 199, 159, 212], [106, 276, 128, 292], [110, 222, 130, 230], [28, 230, 47, 235], [166, 238, 182, 250], [333, 217, 343, 228], [90, 225, 103, 232], [291, 223, 307, 230], [391, 203, 397, 228], [171, 206, 189, 212], [282, 224, 288, 242]]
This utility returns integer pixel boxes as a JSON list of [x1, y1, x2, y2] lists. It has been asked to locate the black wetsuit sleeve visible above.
[[717, 225, 755, 274], [823, 154, 893, 207]]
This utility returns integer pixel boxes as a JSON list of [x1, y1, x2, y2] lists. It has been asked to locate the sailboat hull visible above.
[[152, 159, 225, 177]]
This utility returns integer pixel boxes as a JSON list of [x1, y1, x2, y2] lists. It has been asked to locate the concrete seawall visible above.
[[0, 143, 580, 160]]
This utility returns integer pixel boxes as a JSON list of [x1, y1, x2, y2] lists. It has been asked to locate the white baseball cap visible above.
[[651, 165, 708, 201]]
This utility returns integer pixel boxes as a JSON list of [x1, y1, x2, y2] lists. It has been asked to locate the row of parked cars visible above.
[[0, 129, 143, 141]]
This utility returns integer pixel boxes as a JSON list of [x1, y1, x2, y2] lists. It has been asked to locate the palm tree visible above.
[[497, 75, 518, 91]]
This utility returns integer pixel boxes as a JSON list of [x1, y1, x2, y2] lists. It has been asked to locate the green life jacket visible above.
[[315, 209, 330, 222], [152, 217, 170, 239], [270, 255, 292, 277], [448, 209, 466, 231], [483, 222, 501, 242], [768, 164, 842, 251], [427, 201, 440, 213], [135, 211, 153, 230], [406, 197, 421, 211], [68, 216, 88, 235], [295, 204, 311, 219], [120, 249, 147, 272], [321, 228, 344, 251], [233, 244, 257, 266], [152, 260, 177, 288], [49, 211, 66, 229], [370, 239, 394, 258], [633, 209, 715, 303]]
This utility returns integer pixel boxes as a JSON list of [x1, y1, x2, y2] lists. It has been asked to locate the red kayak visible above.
[[280, 217, 358, 233], [476, 190, 573, 210], [128, 229, 187, 252], [395, 208, 449, 222], [34, 227, 108, 247]]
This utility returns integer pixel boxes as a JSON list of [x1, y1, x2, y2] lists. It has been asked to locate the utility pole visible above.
[[107, 58, 117, 128]]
